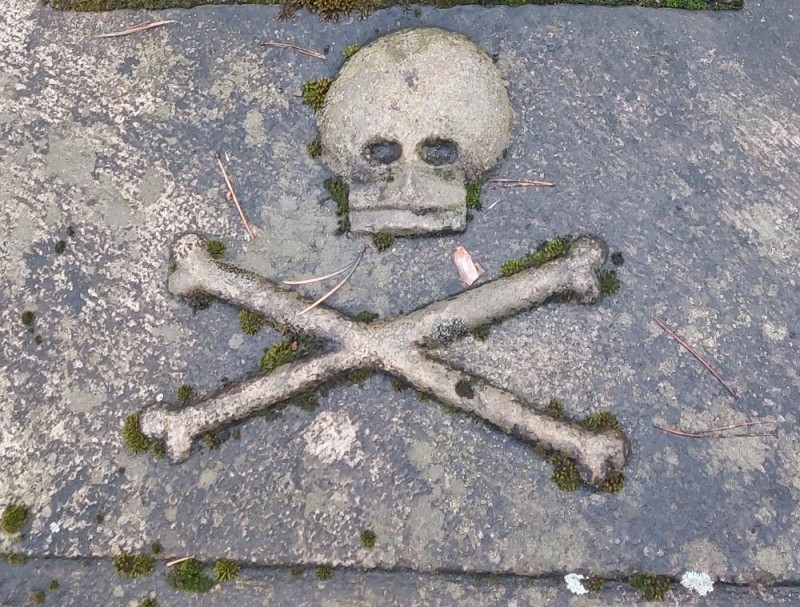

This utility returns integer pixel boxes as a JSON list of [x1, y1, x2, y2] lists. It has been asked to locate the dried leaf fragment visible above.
[[453, 246, 484, 286]]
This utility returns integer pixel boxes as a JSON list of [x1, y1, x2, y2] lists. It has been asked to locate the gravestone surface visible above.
[[1, 0, 799, 605]]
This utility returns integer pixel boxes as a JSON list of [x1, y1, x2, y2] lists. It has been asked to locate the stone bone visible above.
[[140, 235, 629, 485], [318, 28, 514, 236]]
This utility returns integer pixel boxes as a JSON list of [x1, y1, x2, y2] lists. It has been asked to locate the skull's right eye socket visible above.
[[419, 138, 459, 166], [363, 141, 402, 165]]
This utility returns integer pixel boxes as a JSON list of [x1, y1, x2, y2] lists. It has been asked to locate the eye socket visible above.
[[418, 138, 459, 166], [363, 140, 402, 165]]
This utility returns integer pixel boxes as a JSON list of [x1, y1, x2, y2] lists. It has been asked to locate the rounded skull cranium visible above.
[[318, 28, 514, 236]]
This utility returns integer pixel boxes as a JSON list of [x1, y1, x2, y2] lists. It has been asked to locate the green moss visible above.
[[214, 558, 240, 582], [1, 504, 29, 535], [176, 384, 196, 407], [324, 177, 350, 234], [238, 309, 267, 335], [550, 453, 581, 492], [47, 580, 59, 591], [206, 239, 226, 260], [455, 379, 475, 399], [290, 564, 304, 577], [122, 415, 149, 453], [600, 471, 626, 493], [94, 513, 104, 524], [302, 78, 332, 112], [470, 325, 490, 341], [168, 558, 215, 593], [288, 392, 319, 411], [34, 335, 43, 345], [342, 44, 360, 59], [21, 311, 35, 326], [149, 440, 166, 459], [315, 564, 333, 581], [629, 573, 672, 601], [307, 138, 322, 159], [354, 310, 379, 323], [54, 240, 66, 255], [185, 291, 213, 313], [4, 553, 29, 565], [610, 251, 625, 266], [544, 397, 563, 418], [151, 541, 163, 555], [580, 411, 620, 432], [599, 268, 620, 295], [390, 378, 407, 392], [359, 529, 376, 549], [114, 554, 155, 578], [348, 368, 371, 384], [202, 432, 224, 450], [586, 576, 604, 592], [372, 233, 395, 252], [417, 391, 431, 402], [465, 182, 482, 211], [32, 590, 46, 605], [260, 339, 296, 372], [500, 235, 573, 277], [139, 599, 160, 607]]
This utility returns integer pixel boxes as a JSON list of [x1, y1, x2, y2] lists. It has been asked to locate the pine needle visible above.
[[282, 259, 357, 285], [297, 247, 366, 316], [485, 178, 555, 188], [95, 20, 176, 39], [213, 151, 255, 241], [261, 40, 326, 60], [655, 419, 777, 439]]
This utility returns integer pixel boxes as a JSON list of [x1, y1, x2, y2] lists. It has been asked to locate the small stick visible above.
[[297, 247, 366, 316], [652, 317, 737, 398], [213, 151, 255, 241], [485, 178, 555, 188], [654, 419, 776, 438], [166, 556, 194, 567], [95, 20, 176, 39], [282, 259, 357, 285], [261, 40, 326, 60]]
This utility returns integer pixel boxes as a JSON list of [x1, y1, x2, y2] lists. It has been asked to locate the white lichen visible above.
[[564, 573, 588, 595], [680, 571, 714, 596]]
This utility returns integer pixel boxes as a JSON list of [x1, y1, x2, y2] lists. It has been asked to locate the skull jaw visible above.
[[348, 178, 467, 236]]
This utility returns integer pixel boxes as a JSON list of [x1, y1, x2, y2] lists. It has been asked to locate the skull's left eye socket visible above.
[[363, 140, 402, 165]]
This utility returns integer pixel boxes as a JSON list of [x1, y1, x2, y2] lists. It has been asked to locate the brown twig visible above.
[[261, 40, 326, 60], [485, 178, 555, 188], [297, 247, 366, 316], [655, 420, 777, 439], [95, 20, 176, 39], [652, 316, 737, 397], [213, 151, 255, 241]]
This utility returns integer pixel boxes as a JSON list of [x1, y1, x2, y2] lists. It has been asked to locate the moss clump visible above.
[[600, 471, 626, 494], [500, 235, 573, 277], [214, 558, 240, 582], [238, 309, 267, 335], [176, 384, 196, 407], [2, 504, 30, 535], [32, 590, 46, 605], [290, 564, 304, 578], [372, 233, 395, 252], [544, 398, 563, 418], [354, 310, 379, 323], [149, 440, 166, 459], [348, 368, 371, 384], [282, 0, 375, 20], [168, 558, 215, 593], [47, 580, 59, 591], [550, 453, 581, 492], [359, 529, 376, 549], [324, 177, 350, 234], [465, 182, 482, 211], [455, 379, 475, 399], [342, 44, 360, 59], [307, 138, 322, 159], [139, 599, 159, 607], [113, 554, 155, 578], [151, 541, 163, 555], [599, 268, 620, 295], [390, 378, 407, 392], [95, 513, 104, 524], [315, 564, 333, 581], [629, 573, 671, 601], [54, 240, 66, 255], [470, 325, 490, 341], [4, 553, 29, 565], [122, 414, 149, 453], [202, 432, 224, 450], [417, 391, 431, 402], [206, 239, 226, 260], [302, 78, 332, 112], [21, 311, 35, 326], [260, 339, 296, 373], [580, 411, 620, 432], [586, 576, 604, 592], [610, 251, 625, 266], [288, 392, 319, 411], [185, 291, 213, 313]]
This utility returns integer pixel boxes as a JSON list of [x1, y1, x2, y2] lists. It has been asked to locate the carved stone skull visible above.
[[318, 28, 514, 236]]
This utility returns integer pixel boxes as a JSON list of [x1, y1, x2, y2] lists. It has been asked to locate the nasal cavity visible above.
[[418, 138, 459, 166], [363, 140, 402, 165]]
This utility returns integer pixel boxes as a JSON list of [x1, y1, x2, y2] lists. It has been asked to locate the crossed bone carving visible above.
[[141, 234, 630, 485]]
